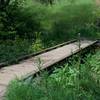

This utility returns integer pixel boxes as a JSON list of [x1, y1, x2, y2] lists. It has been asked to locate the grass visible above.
[[0, 36, 64, 64], [0, 0, 100, 64], [5, 50, 100, 100], [0, 38, 44, 64]]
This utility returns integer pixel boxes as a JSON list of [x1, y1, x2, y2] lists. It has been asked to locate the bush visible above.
[[5, 50, 100, 100], [0, 0, 99, 40], [49, 2, 98, 40], [0, 0, 100, 64], [40, 0, 99, 43], [0, 0, 47, 39], [0, 38, 32, 63]]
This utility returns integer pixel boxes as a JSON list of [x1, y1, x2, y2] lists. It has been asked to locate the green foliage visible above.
[[39, 0, 99, 42], [29, 32, 44, 52], [0, 0, 24, 39], [0, 0, 100, 64], [0, 0, 10, 10], [0, 38, 32, 63], [0, 0, 100, 40], [0, 34, 44, 63], [51, 4, 97, 39], [5, 50, 100, 100], [0, 0, 46, 39], [0, 33, 41, 64], [37, 0, 54, 5]]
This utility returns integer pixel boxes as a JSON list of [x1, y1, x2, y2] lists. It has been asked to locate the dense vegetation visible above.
[[1, 0, 100, 99], [5, 50, 100, 100], [0, 0, 100, 64]]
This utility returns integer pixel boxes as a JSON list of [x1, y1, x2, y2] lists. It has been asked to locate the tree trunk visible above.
[[49, 0, 53, 5]]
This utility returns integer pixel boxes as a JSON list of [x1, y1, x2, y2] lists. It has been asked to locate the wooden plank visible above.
[[0, 39, 76, 68], [0, 40, 98, 99]]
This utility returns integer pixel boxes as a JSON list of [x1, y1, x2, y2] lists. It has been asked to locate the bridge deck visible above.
[[0, 40, 96, 99]]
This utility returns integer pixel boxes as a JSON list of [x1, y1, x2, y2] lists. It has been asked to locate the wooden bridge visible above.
[[0, 40, 98, 99]]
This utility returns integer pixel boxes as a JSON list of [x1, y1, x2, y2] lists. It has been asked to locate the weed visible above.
[[5, 50, 100, 100]]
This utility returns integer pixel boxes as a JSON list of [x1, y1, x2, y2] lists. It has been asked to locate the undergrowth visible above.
[[0, 38, 44, 64], [5, 50, 100, 100], [0, 0, 100, 64]]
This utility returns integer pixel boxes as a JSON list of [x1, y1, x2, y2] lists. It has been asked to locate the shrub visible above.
[[0, 38, 32, 63], [5, 50, 100, 100], [40, 0, 99, 43], [0, 0, 47, 39], [50, 2, 98, 40], [0, 0, 99, 40]]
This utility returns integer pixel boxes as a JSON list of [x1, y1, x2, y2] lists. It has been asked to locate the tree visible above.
[[48, 0, 53, 5], [0, 0, 10, 10], [39, 0, 54, 5]]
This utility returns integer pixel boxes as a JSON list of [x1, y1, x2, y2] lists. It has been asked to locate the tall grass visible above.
[[2, 0, 98, 40], [5, 50, 100, 100], [40, 0, 99, 44], [0, 0, 100, 64]]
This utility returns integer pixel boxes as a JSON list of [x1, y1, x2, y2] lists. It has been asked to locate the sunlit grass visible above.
[[5, 50, 100, 100]]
